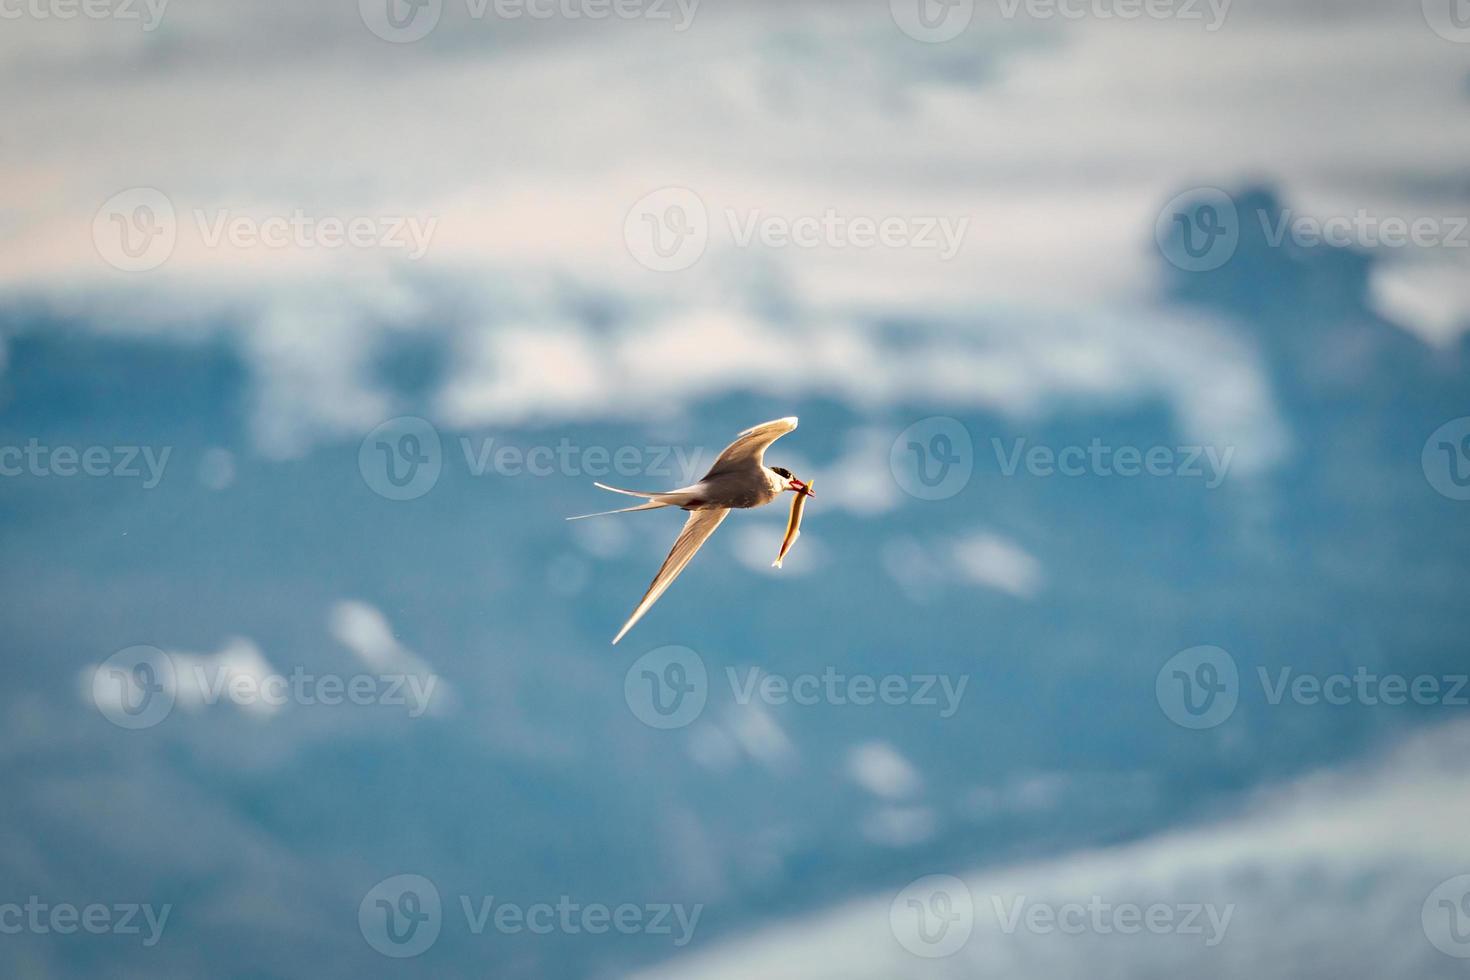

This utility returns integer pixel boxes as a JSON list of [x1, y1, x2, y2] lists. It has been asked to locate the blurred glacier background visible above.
[[2, 0, 1470, 976]]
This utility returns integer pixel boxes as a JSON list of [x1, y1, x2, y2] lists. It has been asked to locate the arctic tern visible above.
[[568, 417, 812, 644]]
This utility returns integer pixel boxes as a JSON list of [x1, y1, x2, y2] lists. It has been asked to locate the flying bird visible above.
[[568, 417, 813, 644]]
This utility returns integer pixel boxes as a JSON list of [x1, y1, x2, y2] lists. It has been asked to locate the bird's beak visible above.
[[792, 478, 813, 497]]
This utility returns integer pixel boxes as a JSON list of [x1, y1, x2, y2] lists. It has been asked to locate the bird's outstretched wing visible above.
[[612, 507, 730, 644], [702, 416, 798, 478]]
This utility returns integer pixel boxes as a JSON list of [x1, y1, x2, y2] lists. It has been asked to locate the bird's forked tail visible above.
[[565, 482, 684, 521]]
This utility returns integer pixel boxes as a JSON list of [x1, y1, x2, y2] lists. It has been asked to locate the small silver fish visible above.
[[772, 477, 814, 569]]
